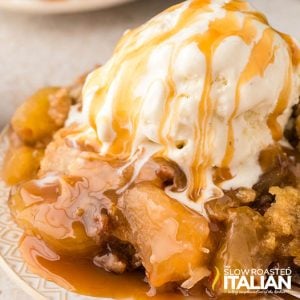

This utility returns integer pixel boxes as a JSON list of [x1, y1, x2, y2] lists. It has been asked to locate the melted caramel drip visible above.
[[88, 0, 214, 158], [186, 11, 259, 198], [213, 167, 233, 185], [224, 0, 250, 11], [279, 32, 300, 66], [222, 28, 276, 167], [267, 63, 292, 141], [266, 31, 299, 141], [106, 1, 213, 157]]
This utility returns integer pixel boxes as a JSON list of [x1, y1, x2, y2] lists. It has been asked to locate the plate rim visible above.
[[0, 127, 45, 300], [0, 255, 46, 300], [0, 0, 136, 14]]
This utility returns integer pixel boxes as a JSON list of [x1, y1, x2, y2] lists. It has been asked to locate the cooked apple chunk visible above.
[[119, 183, 210, 288], [9, 174, 111, 256], [11, 87, 71, 145], [2, 146, 43, 185]]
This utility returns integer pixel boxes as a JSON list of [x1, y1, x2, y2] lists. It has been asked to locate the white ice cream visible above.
[[81, 0, 300, 215]]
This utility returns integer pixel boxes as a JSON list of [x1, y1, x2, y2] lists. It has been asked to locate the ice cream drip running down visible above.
[[81, 0, 300, 215]]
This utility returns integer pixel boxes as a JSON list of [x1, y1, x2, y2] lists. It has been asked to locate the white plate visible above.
[[0, 0, 136, 14]]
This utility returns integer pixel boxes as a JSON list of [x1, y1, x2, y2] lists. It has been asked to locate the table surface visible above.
[[0, 0, 299, 299]]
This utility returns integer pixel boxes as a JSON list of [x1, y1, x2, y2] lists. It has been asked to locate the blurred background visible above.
[[0, 0, 299, 299], [0, 0, 299, 128]]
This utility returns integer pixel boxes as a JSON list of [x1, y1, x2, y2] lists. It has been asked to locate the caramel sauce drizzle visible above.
[[110, 1, 213, 157], [88, 0, 214, 157], [265, 32, 299, 141], [222, 28, 276, 167], [279, 32, 300, 67], [266, 31, 300, 141], [86, 0, 298, 201], [267, 63, 292, 141], [188, 11, 261, 199]]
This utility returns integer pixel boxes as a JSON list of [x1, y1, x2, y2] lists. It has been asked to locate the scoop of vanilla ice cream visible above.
[[82, 0, 299, 214]]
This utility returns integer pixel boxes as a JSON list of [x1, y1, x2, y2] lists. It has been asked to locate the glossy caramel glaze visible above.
[[20, 235, 201, 300], [21, 235, 269, 300]]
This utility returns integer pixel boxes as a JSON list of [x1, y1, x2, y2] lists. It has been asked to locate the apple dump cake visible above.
[[1, 0, 299, 298]]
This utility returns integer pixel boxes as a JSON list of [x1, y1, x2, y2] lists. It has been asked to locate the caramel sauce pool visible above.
[[20, 235, 201, 300], [20, 235, 264, 300]]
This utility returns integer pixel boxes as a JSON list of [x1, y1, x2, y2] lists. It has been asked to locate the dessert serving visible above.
[[1, 0, 299, 299]]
